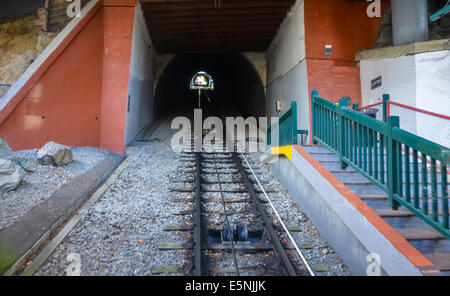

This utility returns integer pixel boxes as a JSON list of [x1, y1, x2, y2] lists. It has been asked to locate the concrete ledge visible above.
[[0, 152, 124, 275], [266, 145, 438, 275], [356, 39, 450, 61]]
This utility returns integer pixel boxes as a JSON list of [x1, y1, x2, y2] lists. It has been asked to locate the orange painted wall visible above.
[[100, 4, 135, 154], [304, 0, 388, 104], [0, 1, 137, 153], [0, 8, 104, 151]]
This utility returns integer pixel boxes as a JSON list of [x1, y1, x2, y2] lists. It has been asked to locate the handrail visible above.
[[387, 101, 450, 120], [311, 90, 449, 239], [267, 101, 308, 146]]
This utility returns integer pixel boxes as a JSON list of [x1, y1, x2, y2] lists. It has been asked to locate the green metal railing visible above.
[[267, 101, 308, 147], [312, 90, 450, 239]]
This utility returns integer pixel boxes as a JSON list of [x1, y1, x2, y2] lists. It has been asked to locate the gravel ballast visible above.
[[35, 122, 350, 276], [0, 147, 111, 230], [36, 122, 187, 276]]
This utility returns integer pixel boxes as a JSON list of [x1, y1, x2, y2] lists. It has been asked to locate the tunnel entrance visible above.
[[154, 53, 266, 119]]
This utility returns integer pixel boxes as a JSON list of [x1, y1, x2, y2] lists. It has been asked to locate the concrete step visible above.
[[384, 216, 435, 229], [308, 153, 340, 162], [362, 199, 391, 209], [332, 170, 446, 183], [302, 145, 330, 153], [361, 195, 447, 212], [344, 183, 386, 195], [409, 239, 450, 255], [340, 180, 447, 196], [318, 160, 446, 177], [359, 194, 445, 200], [375, 208, 444, 217], [397, 228, 446, 240], [330, 171, 371, 181], [375, 208, 416, 217], [425, 253, 450, 274]]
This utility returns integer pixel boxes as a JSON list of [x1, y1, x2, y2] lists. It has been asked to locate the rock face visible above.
[[0, 159, 25, 192], [37, 142, 73, 166], [0, 138, 13, 160]]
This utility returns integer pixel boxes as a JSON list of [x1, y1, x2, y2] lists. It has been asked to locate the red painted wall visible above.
[[0, 8, 104, 150], [0, 1, 136, 153], [100, 4, 135, 154], [304, 0, 388, 104]]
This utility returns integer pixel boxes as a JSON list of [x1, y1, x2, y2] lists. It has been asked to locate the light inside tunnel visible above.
[[190, 71, 214, 90], [154, 53, 266, 119]]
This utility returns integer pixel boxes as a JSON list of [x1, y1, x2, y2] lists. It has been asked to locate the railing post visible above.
[[291, 101, 298, 145], [311, 91, 318, 144], [382, 94, 390, 123], [388, 116, 401, 210], [338, 98, 348, 169], [352, 104, 359, 110]]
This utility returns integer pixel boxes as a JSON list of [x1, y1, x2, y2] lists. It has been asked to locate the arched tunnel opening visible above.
[[154, 53, 266, 120]]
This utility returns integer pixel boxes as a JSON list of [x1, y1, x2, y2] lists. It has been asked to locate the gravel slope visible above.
[[0, 147, 111, 230], [36, 122, 186, 275]]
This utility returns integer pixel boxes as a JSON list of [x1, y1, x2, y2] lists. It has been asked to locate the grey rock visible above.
[[0, 159, 25, 193], [0, 138, 13, 160], [38, 141, 73, 166]]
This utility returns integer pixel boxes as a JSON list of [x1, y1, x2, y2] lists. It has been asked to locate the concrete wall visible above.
[[266, 0, 386, 144], [360, 49, 450, 147], [415, 50, 450, 115], [266, 0, 309, 137], [0, 0, 138, 153], [243, 52, 267, 88], [124, 3, 155, 145], [360, 55, 417, 107], [99, 1, 136, 154], [391, 0, 429, 46]]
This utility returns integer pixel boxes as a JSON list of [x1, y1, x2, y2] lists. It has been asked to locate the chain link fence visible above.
[[388, 101, 450, 149]]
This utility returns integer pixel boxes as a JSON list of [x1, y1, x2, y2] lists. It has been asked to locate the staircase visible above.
[[303, 145, 450, 275]]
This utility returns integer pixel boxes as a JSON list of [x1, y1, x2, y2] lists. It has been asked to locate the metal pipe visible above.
[[391, 0, 429, 45]]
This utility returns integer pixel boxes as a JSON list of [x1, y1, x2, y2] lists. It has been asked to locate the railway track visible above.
[[168, 133, 315, 276]]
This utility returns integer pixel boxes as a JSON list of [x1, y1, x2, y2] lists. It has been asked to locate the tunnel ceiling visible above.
[[140, 0, 295, 53]]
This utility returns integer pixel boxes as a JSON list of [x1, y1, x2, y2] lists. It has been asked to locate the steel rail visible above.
[[236, 148, 315, 276], [232, 152, 298, 276], [211, 148, 240, 276], [193, 152, 203, 276]]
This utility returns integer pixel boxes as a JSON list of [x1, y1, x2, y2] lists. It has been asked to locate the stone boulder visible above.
[[37, 141, 73, 166], [0, 159, 25, 193], [0, 138, 13, 160]]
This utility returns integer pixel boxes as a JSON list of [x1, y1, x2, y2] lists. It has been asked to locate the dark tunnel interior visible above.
[[154, 53, 266, 119]]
